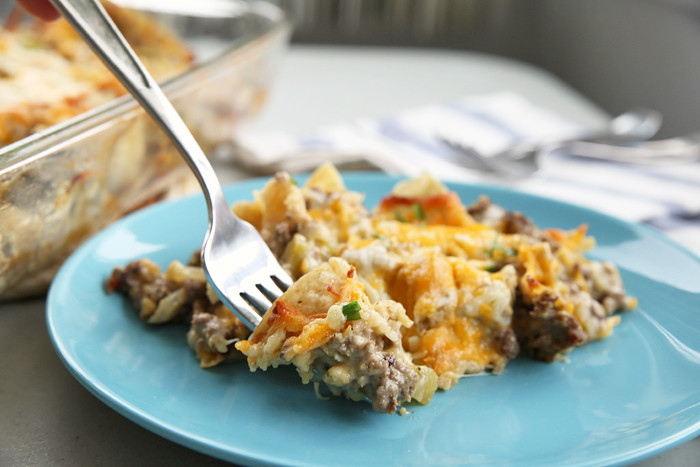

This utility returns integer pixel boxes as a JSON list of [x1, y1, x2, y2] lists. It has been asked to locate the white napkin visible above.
[[236, 92, 700, 256]]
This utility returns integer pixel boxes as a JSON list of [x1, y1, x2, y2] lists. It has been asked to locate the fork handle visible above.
[[48, 0, 230, 218]]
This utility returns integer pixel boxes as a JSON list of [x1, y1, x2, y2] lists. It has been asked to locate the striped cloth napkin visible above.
[[236, 92, 700, 256]]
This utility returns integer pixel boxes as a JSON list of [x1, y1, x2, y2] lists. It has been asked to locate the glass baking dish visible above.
[[0, 0, 291, 299]]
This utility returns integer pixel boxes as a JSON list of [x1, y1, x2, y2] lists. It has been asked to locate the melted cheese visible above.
[[233, 163, 635, 407]]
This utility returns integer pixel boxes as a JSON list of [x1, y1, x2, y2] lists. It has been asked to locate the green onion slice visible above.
[[487, 234, 517, 257], [341, 300, 362, 321], [412, 203, 426, 220]]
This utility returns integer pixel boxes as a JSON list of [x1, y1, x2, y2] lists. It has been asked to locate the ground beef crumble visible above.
[[312, 325, 419, 414], [106, 259, 197, 322], [107, 257, 249, 365], [512, 292, 586, 362]]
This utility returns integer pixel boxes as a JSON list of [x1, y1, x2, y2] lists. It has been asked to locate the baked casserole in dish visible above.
[[0, 0, 290, 299]]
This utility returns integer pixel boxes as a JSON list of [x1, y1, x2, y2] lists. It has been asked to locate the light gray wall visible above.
[[277, 0, 700, 138], [484, 0, 700, 138]]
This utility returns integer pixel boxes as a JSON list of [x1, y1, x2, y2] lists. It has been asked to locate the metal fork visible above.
[[49, 0, 291, 329]]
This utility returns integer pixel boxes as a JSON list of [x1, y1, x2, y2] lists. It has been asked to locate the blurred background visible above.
[[267, 0, 699, 139]]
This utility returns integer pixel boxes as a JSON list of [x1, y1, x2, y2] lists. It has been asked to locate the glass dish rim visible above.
[[0, 0, 291, 173]]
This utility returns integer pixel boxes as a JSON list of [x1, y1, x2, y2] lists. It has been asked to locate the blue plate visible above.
[[47, 173, 700, 466]]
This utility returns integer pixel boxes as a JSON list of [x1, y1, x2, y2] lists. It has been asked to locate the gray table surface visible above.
[[1, 45, 698, 466]]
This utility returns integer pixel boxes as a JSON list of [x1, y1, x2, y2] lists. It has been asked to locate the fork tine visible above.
[[224, 293, 264, 331], [270, 273, 292, 292], [241, 287, 274, 315], [256, 276, 283, 303]]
